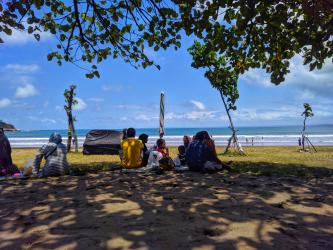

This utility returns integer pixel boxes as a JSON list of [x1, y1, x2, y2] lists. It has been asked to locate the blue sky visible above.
[[0, 29, 332, 130]]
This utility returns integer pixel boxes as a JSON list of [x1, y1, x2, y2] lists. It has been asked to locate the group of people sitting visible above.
[[0, 126, 230, 178], [120, 128, 230, 173]]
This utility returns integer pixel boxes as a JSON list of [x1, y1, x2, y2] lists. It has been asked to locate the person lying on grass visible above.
[[32, 133, 70, 177], [120, 128, 144, 169]]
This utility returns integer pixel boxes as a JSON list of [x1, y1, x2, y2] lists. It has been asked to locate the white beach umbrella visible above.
[[159, 91, 165, 138]]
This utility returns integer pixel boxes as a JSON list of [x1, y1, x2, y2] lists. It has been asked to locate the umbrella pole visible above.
[[159, 92, 165, 138]]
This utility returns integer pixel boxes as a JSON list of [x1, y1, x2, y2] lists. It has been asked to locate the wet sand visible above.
[[0, 171, 332, 250]]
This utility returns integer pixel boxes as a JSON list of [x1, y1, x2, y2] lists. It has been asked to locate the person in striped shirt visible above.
[[33, 133, 70, 177]]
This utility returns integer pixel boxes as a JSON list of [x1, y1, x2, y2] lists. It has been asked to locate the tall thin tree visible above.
[[188, 41, 245, 155], [301, 103, 314, 151], [64, 85, 78, 152]]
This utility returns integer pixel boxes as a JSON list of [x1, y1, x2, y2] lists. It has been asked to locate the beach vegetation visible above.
[[64, 85, 79, 152], [188, 41, 245, 155], [1, 1, 331, 82], [0, 120, 16, 131], [301, 103, 316, 151], [10, 146, 333, 178]]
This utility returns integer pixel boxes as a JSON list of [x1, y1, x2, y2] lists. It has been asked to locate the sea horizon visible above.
[[5, 124, 333, 148]]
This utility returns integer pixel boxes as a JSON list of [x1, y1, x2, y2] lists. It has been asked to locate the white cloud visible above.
[[89, 97, 104, 102], [115, 104, 140, 110], [241, 69, 271, 87], [190, 100, 206, 110], [4, 64, 40, 74], [241, 55, 333, 97], [0, 98, 11, 108], [231, 104, 333, 122], [28, 116, 56, 124], [0, 29, 52, 45], [134, 114, 158, 121], [15, 84, 38, 98], [101, 84, 125, 92], [73, 97, 87, 111], [55, 105, 62, 111], [166, 110, 218, 121]]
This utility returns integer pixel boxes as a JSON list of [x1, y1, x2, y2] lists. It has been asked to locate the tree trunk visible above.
[[224, 132, 234, 154], [302, 116, 306, 151], [72, 121, 78, 152], [66, 87, 75, 152], [67, 114, 73, 152], [219, 90, 244, 154]]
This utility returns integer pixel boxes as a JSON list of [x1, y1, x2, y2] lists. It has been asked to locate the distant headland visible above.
[[0, 120, 18, 131]]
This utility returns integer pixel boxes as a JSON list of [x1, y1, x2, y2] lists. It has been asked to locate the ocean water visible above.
[[5, 125, 333, 148]]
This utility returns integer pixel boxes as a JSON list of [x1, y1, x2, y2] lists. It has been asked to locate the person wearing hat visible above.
[[32, 132, 70, 177]]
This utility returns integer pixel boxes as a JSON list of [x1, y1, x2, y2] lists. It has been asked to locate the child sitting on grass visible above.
[[155, 138, 175, 170], [156, 138, 169, 157], [173, 145, 189, 171]]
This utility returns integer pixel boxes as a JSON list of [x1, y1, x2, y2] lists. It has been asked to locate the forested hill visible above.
[[0, 120, 17, 131]]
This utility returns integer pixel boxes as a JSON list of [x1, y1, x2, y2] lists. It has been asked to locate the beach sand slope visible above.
[[0, 171, 332, 250]]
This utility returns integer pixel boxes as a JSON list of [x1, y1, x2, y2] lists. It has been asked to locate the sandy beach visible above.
[[1, 169, 332, 250]]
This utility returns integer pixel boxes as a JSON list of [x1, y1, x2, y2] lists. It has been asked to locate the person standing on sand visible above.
[[120, 128, 143, 169], [33, 133, 70, 177]]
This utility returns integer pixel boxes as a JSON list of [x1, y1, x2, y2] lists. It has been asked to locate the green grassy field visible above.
[[11, 146, 333, 178]]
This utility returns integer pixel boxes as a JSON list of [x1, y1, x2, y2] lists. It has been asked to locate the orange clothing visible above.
[[121, 138, 143, 168]]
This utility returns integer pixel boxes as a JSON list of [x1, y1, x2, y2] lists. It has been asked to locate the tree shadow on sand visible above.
[[0, 163, 332, 250]]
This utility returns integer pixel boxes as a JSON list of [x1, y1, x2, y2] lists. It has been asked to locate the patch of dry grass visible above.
[[11, 146, 333, 177]]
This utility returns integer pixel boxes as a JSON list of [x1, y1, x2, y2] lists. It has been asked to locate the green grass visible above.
[[11, 146, 333, 178]]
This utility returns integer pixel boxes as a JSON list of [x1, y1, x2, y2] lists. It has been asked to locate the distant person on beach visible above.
[[32, 132, 70, 177], [0, 128, 19, 176], [298, 137, 302, 146], [120, 128, 143, 168], [186, 131, 226, 173], [183, 135, 191, 150], [138, 133, 149, 167]]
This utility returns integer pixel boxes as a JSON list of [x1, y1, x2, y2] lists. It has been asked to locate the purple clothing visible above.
[[0, 131, 12, 168], [0, 131, 17, 176]]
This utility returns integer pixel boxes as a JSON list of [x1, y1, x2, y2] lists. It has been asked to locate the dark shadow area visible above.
[[231, 161, 333, 178], [0, 166, 332, 250]]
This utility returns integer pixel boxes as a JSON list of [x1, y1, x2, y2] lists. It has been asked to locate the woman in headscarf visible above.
[[0, 128, 19, 176], [33, 132, 70, 177], [201, 130, 232, 171]]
